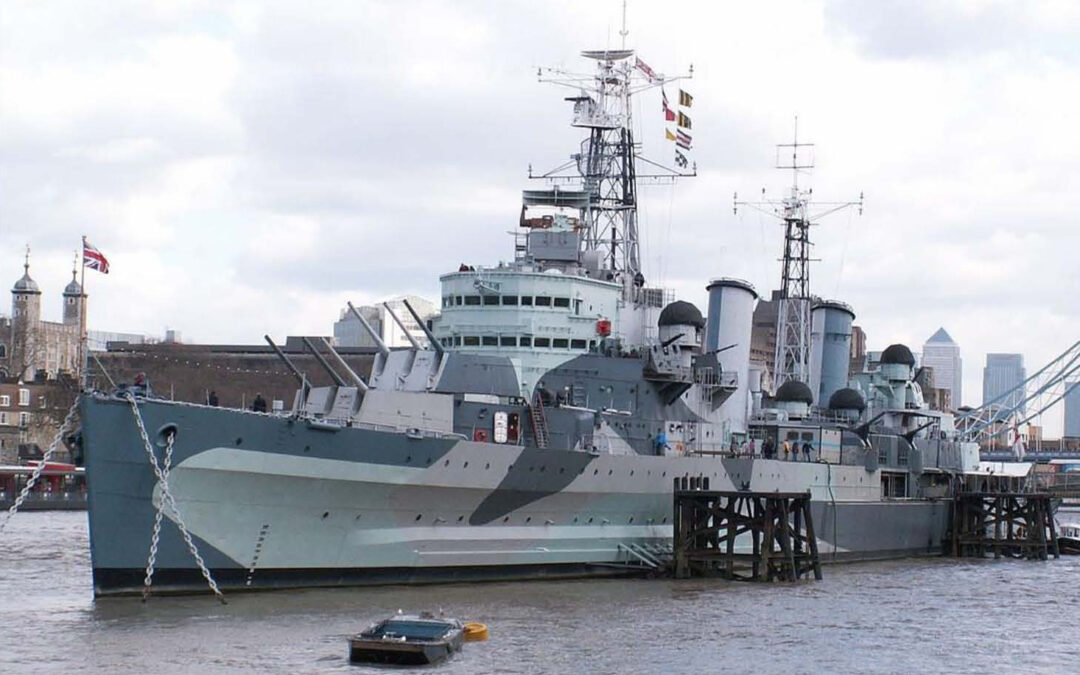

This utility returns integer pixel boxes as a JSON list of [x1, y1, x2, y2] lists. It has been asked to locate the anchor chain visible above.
[[125, 393, 226, 603], [142, 429, 175, 600], [0, 397, 81, 534]]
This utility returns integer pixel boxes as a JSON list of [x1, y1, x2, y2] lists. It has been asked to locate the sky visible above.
[[1, 0, 1078, 427]]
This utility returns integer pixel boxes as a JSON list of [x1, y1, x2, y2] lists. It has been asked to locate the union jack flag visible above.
[[82, 237, 110, 274]]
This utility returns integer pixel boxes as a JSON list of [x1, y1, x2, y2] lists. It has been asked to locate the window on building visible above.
[[534, 337, 550, 348], [464, 296, 481, 306], [482, 295, 499, 306], [500, 336, 517, 347], [501, 295, 518, 306], [520, 296, 533, 306], [553, 297, 570, 308], [553, 338, 569, 348], [38, 396, 47, 409], [442, 296, 451, 308], [0, 395, 9, 407], [453, 336, 461, 346], [588, 340, 596, 350], [19, 412, 30, 427], [571, 339, 587, 350], [18, 389, 30, 406], [455, 295, 463, 306], [481, 336, 498, 346], [535, 296, 552, 307], [0, 345, 6, 358], [519, 337, 532, 347], [0, 412, 8, 425], [463, 336, 480, 346]]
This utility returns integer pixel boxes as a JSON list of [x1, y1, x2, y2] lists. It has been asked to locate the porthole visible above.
[[525, 517, 532, 523], [608, 469, 613, 475], [628, 517, 634, 524], [573, 517, 579, 523], [540, 466, 546, 473], [235, 437, 243, 446], [355, 514, 362, 521], [322, 511, 330, 519], [415, 514, 422, 521], [503, 516, 510, 523], [559, 467, 565, 474], [406, 456, 412, 463], [588, 517, 594, 523], [444, 460, 450, 467], [662, 517, 667, 524], [457, 515, 464, 522], [485, 463, 490, 470], [304, 445, 310, 453], [594, 469, 599, 475], [630, 470, 634, 476], [464, 461, 469, 468]]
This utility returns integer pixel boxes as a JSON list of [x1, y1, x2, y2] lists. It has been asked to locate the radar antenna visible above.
[[530, 23, 693, 300], [734, 117, 863, 389]]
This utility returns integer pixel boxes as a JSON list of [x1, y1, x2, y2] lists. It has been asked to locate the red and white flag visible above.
[[82, 237, 110, 274], [635, 56, 661, 84]]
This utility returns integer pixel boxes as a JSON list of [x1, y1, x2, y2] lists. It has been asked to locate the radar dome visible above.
[[658, 301, 705, 329], [828, 387, 866, 412], [880, 344, 915, 367], [775, 380, 814, 405]]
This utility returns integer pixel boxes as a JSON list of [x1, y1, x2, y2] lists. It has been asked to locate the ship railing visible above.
[[298, 413, 469, 441]]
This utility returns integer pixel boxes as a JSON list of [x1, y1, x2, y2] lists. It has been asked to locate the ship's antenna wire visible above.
[[834, 206, 855, 297], [620, 0, 629, 49]]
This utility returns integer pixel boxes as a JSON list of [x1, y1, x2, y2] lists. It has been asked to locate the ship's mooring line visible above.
[[125, 393, 226, 603], [0, 397, 81, 534]]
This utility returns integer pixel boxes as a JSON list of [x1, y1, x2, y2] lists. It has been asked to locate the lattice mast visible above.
[[735, 119, 862, 389], [532, 17, 692, 300]]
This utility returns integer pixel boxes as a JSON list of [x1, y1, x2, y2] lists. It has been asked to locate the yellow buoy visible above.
[[463, 622, 490, 642]]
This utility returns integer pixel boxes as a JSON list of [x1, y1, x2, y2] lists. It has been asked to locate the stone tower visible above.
[[63, 260, 84, 325], [11, 247, 42, 381]]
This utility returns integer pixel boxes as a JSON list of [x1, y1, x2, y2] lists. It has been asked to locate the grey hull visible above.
[[82, 396, 950, 596]]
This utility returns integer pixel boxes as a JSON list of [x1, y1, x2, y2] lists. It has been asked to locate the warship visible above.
[[80, 43, 980, 596]]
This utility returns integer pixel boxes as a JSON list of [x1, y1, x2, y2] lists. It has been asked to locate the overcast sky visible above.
[[2, 1, 1078, 425]]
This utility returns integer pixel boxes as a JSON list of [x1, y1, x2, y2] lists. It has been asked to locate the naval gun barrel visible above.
[[264, 335, 310, 393], [301, 337, 347, 387], [382, 302, 422, 350], [346, 301, 390, 357], [401, 298, 443, 358], [319, 337, 369, 392]]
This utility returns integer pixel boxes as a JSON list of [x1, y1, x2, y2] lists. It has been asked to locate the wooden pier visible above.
[[950, 492, 1060, 560], [672, 487, 822, 582]]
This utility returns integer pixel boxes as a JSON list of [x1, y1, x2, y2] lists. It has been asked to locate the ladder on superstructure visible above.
[[530, 394, 549, 449]]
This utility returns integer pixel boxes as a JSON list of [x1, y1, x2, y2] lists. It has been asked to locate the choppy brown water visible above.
[[1, 510, 1078, 674]]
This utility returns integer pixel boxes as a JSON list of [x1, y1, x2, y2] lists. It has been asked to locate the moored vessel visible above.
[[80, 35, 984, 597]]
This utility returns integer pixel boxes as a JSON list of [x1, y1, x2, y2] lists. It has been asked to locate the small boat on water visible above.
[[348, 612, 465, 665], [1058, 522, 1080, 555]]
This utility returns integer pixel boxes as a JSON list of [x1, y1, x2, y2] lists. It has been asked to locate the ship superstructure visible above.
[[79, 41, 983, 597]]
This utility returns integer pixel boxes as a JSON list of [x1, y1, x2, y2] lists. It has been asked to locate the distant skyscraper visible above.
[[922, 327, 962, 408], [982, 353, 1026, 412], [1065, 380, 1080, 439]]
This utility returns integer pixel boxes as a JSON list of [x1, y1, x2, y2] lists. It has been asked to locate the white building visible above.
[[333, 295, 436, 349], [922, 327, 962, 408]]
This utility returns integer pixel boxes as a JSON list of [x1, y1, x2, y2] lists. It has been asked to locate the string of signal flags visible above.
[[662, 88, 693, 169]]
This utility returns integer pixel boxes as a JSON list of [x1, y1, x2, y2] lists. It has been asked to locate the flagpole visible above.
[[80, 236, 88, 391]]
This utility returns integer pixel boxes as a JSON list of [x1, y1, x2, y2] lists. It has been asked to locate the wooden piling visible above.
[[950, 492, 1059, 560], [672, 489, 821, 582]]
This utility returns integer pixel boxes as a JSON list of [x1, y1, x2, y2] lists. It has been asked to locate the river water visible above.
[[1, 510, 1077, 674]]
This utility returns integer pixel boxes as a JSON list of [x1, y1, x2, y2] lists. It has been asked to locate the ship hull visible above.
[[82, 396, 951, 596]]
